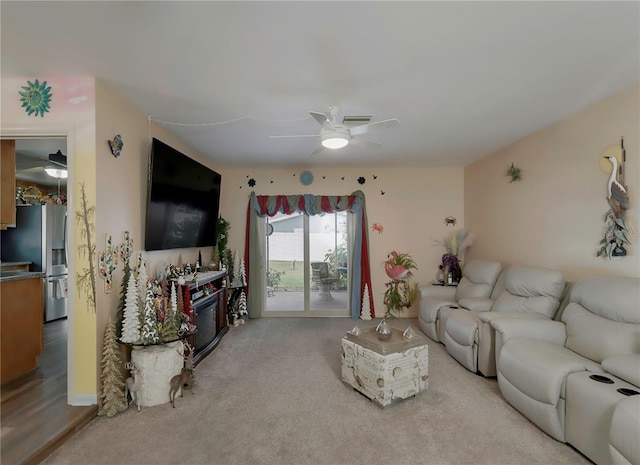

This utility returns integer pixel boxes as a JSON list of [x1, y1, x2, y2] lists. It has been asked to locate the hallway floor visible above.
[[0, 319, 97, 465]]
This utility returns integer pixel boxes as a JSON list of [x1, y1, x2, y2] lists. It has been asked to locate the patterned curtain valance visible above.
[[252, 193, 362, 217]]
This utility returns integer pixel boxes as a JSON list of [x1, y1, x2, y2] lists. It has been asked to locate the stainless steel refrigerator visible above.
[[1, 204, 68, 322]]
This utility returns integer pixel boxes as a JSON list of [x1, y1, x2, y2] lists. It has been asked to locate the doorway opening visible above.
[[264, 210, 350, 317]]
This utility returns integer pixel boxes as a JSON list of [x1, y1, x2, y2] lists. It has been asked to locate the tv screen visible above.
[[145, 138, 221, 251]]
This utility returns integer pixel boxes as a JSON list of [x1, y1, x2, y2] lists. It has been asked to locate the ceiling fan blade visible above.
[[310, 145, 326, 156], [310, 111, 336, 130], [350, 137, 382, 147], [269, 134, 319, 139], [310, 111, 328, 125], [350, 118, 400, 136]]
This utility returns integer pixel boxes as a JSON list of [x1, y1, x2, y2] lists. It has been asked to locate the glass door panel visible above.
[[265, 212, 304, 313], [309, 212, 349, 314]]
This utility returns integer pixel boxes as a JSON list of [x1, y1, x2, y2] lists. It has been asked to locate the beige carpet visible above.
[[42, 318, 590, 465]]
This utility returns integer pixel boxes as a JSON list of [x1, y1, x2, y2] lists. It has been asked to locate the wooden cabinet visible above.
[[1, 139, 17, 229], [1, 275, 44, 384]]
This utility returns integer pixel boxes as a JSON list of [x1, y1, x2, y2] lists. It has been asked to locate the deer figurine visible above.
[[124, 361, 141, 412], [169, 341, 195, 408]]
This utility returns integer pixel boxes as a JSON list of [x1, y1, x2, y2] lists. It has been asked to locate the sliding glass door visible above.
[[264, 211, 349, 316]]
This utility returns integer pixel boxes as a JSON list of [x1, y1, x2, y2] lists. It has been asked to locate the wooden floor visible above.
[[1, 319, 97, 465]]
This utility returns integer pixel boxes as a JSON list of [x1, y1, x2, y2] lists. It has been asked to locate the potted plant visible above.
[[383, 251, 418, 317], [434, 229, 474, 283]]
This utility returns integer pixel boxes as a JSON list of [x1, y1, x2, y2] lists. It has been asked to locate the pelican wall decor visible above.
[[597, 138, 632, 259]]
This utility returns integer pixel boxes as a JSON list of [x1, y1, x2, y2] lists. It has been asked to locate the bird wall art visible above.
[[597, 138, 632, 259]]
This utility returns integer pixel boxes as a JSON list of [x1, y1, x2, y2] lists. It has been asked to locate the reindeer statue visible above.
[[124, 361, 141, 412], [169, 340, 195, 408]]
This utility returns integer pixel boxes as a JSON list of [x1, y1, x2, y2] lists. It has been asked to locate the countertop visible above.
[[0, 261, 33, 268], [0, 271, 44, 283]]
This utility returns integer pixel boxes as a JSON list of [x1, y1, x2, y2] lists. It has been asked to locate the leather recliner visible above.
[[492, 276, 640, 445], [441, 265, 566, 374], [417, 259, 503, 342]]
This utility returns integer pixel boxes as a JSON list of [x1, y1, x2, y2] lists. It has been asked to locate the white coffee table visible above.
[[341, 324, 429, 408]]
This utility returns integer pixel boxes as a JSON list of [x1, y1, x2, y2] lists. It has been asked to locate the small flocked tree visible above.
[[238, 290, 248, 319], [360, 283, 372, 320], [224, 249, 235, 284], [137, 255, 149, 326], [120, 270, 141, 344], [98, 318, 127, 417], [140, 282, 160, 345], [161, 282, 179, 341], [239, 258, 247, 286], [115, 260, 131, 338]]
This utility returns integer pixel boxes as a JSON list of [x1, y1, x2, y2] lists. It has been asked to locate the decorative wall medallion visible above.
[[300, 170, 314, 186], [19, 79, 52, 117], [108, 134, 123, 158]]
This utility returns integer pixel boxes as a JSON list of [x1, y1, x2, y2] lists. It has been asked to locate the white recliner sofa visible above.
[[417, 259, 503, 342], [492, 276, 640, 450], [441, 265, 566, 375]]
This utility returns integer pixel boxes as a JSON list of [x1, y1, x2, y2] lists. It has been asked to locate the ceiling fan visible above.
[[16, 150, 68, 182], [269, 106, 400, 155]]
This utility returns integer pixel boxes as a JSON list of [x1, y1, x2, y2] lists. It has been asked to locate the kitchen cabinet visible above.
[[0, 274, 44, 384], [1, 139, 17, 229]]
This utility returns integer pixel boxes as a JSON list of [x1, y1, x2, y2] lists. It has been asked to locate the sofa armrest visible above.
[[458, 297, 493, 312], [490, 319, 567, 346], [602, 354, 640, 388], [419, 285, 456, 300]]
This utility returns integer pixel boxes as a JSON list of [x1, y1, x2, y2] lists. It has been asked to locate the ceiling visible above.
[[2, 1, 639, 168]]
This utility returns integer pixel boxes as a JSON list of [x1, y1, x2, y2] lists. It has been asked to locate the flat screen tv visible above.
[[145, 138, 221, 251]]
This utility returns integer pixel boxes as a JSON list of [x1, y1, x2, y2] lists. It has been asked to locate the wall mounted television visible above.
[[145, 138, 221, 251]]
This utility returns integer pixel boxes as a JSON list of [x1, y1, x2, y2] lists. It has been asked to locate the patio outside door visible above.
[[264, 211, 349, 316]]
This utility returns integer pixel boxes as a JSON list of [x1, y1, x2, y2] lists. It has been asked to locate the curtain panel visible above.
[[244, 191, 375, 319]]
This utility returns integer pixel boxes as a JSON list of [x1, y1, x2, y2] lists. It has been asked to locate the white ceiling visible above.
[[2, 1, 639, 168]]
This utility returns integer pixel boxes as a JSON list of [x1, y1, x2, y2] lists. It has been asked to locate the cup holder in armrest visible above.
[[589, 374, 614, 384], [617, 388, 640, 396]]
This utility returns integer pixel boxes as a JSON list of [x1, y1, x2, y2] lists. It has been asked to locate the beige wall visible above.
[[1, 77, 97, 404], [94, 82, 218, 378], [217, 166, 464, 317], [465, 83, 640, 281]]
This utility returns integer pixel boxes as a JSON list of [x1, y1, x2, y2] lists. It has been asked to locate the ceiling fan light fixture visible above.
[[44, 168, 68, 179], [321, 132, 349, 149]]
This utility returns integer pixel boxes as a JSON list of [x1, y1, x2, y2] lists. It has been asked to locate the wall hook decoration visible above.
[[98, 234, 119, 293], [507, 163, 522, 182], [444, 216, 457, 227], [108, 134, 123, 158]]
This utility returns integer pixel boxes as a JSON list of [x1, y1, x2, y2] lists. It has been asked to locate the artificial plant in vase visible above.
[[383, 251, 419, 317], [434, 229, 474, 283]]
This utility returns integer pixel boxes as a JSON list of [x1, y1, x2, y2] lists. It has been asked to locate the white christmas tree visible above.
[[238, 291, 248, 317], [140, 282, 159, 345], [137, 253, 149, 311], [360, 283, 372, 320], [120, 268, 141, 343], [239, 258, 247, 286], [231, 250, 243, 287]]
